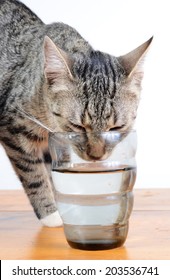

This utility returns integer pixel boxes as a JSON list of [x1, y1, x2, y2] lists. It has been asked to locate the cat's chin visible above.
[[40, 211, 63, 227]]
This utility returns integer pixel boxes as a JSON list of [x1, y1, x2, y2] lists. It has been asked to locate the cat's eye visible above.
[[69, 122, 86, 132], [53, 112, 62, 117], [109, 125, 125, 131]]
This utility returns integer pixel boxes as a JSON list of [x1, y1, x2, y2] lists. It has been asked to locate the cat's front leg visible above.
[[2, 138, 62, 227], [43, 149, 58, 202], [17, 156, 62, 227]]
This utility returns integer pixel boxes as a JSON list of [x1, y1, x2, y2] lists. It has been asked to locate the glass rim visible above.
[[50, 129, 136, 137]]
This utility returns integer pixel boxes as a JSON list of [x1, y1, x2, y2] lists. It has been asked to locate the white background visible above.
[[0, 0, 170, 189]]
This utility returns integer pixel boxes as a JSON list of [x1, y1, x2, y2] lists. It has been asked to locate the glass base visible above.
[[64, 223, 128, 251]]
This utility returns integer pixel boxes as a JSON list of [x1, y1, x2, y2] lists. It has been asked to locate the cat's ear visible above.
[[44, 36, 73, 85], [118, 37, 153, 80]]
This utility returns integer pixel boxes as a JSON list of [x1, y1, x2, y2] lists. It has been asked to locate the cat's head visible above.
[[43, 36, 152, 160]]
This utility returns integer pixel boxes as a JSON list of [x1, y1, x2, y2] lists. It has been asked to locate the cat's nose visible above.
[[86, 144, 105, 161]]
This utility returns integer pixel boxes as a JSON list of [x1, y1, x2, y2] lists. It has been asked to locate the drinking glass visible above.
[[49, 130, 137, 250]]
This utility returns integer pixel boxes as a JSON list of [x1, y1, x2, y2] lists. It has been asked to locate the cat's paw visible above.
[[40, 211, 63, 227]]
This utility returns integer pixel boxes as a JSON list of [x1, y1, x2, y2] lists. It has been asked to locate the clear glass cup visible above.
[[49, 130, 137, 250]]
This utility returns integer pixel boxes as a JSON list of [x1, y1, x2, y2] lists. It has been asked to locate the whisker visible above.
[[10, 104, 55, 133]]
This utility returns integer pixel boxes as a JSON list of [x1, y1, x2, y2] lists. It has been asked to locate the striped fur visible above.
[[0, 0, 152, 226]]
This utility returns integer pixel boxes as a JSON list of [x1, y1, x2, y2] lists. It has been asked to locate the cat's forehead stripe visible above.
[[74, 52, 118, 99]]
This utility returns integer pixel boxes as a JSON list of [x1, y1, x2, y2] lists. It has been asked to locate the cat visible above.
[[0, 0, 152, 227]]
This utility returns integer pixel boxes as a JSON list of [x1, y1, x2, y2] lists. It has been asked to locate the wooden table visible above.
[[0, 189, 170, 260]]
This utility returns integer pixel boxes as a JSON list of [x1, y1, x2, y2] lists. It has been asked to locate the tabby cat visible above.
[[0, 0, 152, 227]]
